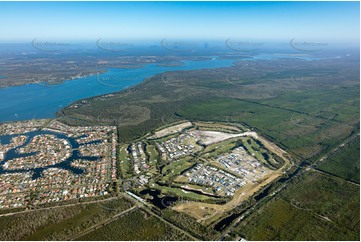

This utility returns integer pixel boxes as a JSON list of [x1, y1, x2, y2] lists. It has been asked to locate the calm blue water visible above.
[[0, 59, 236, 122], [0, 54, 321, 122], [0, 130, 100, 178]]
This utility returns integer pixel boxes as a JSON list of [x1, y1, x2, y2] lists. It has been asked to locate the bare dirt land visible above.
[[189, 130, 258, 145], [189, 130, 242, 145], [148, 121, 192, 139]]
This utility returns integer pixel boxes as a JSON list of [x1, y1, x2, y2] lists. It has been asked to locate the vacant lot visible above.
[[149, 121, 192, 139], [189, 130, 245, 145]]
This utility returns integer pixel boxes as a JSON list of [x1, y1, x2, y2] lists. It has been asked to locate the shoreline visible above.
[[0, 57, 237, 123], [0, 70, 108, 89]]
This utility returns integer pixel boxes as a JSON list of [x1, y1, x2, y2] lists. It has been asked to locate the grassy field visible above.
[[232, 171, 360, 240], [119, 144, 133, 178], [240, 137, 283, 169], [151, 183, 213, 201], [146, 144, 159, 166], [160, 157, 194, 183], [202, 138, 239, 158], [318, 137, 360, 183], [78, 209, 193, 241]]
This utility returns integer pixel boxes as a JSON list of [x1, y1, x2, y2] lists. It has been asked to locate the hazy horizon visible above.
[[0, 1, 359, 44]]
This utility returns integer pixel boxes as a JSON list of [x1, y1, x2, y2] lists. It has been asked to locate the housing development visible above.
[[0, 109, 359, 241], [119, 121, 291, 222], [0, 119, 289, 213], [0, 120, 117, 208]]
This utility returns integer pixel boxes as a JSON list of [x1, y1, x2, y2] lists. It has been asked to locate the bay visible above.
[[0, 53, 320, 122], [0, 58, 235, 122]]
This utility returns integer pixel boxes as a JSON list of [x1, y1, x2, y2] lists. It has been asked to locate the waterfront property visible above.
[[0, 120, 117, 209]]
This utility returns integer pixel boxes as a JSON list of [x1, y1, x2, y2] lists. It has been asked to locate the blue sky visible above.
[[0, 1, 359, 43]]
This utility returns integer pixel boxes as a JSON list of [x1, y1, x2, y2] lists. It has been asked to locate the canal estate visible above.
[[0, 119, 117, 209]]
